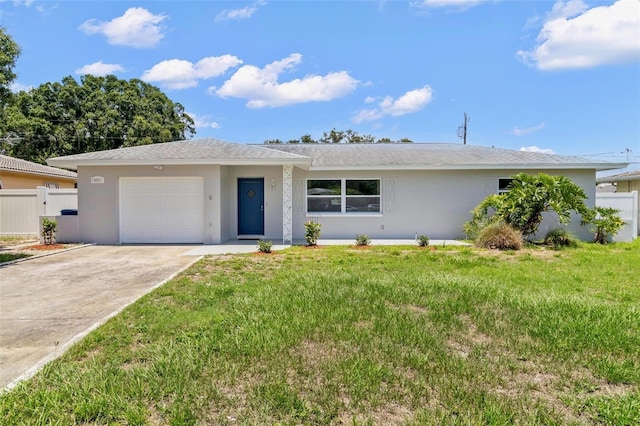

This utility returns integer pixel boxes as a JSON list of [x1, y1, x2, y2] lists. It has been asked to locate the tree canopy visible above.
[[0, 27, 21, 106], [2, 74, 195, 163], [264, 128, 413, 145]]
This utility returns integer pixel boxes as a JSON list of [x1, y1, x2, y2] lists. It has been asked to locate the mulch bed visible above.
[[24, 244, 67, 251]]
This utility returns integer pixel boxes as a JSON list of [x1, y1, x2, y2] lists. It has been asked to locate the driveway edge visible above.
[[3, 254, 204, 392], [0, 243, 94, 268]]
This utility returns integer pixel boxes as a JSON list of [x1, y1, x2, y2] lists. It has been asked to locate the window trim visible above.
[[306, 178, 382, 216]]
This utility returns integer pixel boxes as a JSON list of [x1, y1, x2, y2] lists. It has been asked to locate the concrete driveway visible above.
[[0, 245, 200, 389]]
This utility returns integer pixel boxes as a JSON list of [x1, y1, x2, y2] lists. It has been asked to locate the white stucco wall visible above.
[[224, 165, 284, 241], [76, 165, 596, 244], [291, 168, 596, 241], [77, 165, 222, 244], [76, 164, 287, 244]]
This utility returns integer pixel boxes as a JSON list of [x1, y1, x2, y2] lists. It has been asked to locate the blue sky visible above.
[[1, 0, 639, 170]]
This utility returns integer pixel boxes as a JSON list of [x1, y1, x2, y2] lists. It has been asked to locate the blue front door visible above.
[[238, 178, 264, 236]]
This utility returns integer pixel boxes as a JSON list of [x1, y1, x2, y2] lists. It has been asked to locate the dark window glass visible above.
[[307, 180, 341, 195], [498, 178, 514, 193]]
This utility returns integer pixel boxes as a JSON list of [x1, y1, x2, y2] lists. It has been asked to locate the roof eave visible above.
[[0, 167, 77, 180], [47, 158, 312, 170], [596, 175, 640, 183], [308, 163, 628, 171]]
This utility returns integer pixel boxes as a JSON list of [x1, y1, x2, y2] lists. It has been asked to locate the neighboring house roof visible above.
[[46, 138, 627, 172], [47, 138, 312, 169], [596, 183, 618, 193], [0, 154, 77, 180], [263, 143, 625, 171], [596, 170, 640, 184]]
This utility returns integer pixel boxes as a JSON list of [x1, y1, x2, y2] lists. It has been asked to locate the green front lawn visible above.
[[1, 241, 639, 425]]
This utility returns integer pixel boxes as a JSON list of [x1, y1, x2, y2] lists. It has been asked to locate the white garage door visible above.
[[119, 177, 204, 243]]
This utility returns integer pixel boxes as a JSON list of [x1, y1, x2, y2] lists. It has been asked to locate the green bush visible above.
[[476, 222, 523, 250], [257, 240, 273, 253], [465, 173, 589, 238], [544, 228, 577, 249], [588, 206, 625, 244], [304, 221, 321, 246], [417, 235, 430, 247], [355, 234, 370, 246], [41, 218, 57, 245]]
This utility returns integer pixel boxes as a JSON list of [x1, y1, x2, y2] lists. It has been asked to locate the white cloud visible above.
[[364, 96, 376, 104], [352, 86, 433, 123], [213, 53, 358, 108], [75, 61, 124, 76], [520, 145, 555, 154], [215, 0, 265, 22], [10, 81, 33, 93], [511, 122, 545, 136], [142, 55, 243, 89], [9, 0, 35, 6], [518, 0, 640, 70], [412, 0, 492, 11], [79, 7, 167, 49], [189, 112, 221, 130]]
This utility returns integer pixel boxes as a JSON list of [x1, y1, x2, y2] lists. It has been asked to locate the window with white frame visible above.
[[498, 178, 514, 194], [307, 179, 381, 214]]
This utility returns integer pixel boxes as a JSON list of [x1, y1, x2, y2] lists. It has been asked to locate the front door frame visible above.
[[237, 177, 265, 238]]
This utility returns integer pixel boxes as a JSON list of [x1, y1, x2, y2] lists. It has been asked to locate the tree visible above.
[[264, 129, 413, 145], [587, 206, 625, 244], [300, 134, 316, 144], [320, 128, 345, 144], [465, 173, 591, 238], [4, 74, 195, 163], [0, 27, 21, 107]]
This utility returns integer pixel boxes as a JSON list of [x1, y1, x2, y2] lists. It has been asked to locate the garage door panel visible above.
[[120, 177, 204, 244]]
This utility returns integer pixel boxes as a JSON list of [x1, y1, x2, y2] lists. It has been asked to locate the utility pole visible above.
[[623, 148, 632, 171], [457, 112, 469, 145]]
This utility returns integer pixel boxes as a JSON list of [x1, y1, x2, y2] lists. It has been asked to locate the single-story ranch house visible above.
[[47, 139, 626, 245]]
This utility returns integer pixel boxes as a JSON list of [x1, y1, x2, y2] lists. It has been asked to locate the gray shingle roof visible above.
[[263, 143, 623, 170], [46, 138, 626, 171], [0, 154, 77, 179], [47, 138, 310, 169], [596, 170, 640, 183]]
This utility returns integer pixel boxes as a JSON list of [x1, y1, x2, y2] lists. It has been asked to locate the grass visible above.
[[1, 240, 639, 425], [0, 252, 32, 263], [0, 235, 36, 245]]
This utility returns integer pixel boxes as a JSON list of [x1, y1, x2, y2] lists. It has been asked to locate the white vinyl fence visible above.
[[595, 191, 638, 242], [0, 187, 77, 235]]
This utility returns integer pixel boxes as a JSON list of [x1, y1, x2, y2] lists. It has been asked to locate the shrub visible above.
[[587, 206, 625, 244], [304, 221, 321, 246], [41, 218, 57, 245], [257, 239, 273, 253], [463, 216, 491, 240], [476, 222, 523, 250], [417, 235, 430, 247], [355, 234, 370, 246], [544, 228, 577, 249], [465, 173, 590, 238]]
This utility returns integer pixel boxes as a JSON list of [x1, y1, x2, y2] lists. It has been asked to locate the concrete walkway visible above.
[[0, 245, 200, 390]]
